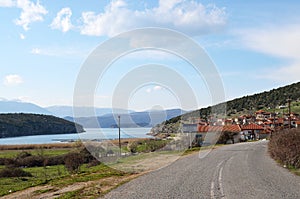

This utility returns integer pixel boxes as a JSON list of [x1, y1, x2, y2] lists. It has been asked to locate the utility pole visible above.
[[118, 115, 121, 156], [287, 98, 292, 129]]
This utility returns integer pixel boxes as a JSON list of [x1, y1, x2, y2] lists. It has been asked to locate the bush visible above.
[[0, 158, 15, 166], [269, 129, 300, 169], [87, 159, 100, 168], [64, 152, 84, 174], [46, 154, 65, 166], [18, 156, 44, 167], [16, 151, 32, 159], [0, 167, 32, 177], [128, 139, 169, 153], [79, 147, 98, 163]]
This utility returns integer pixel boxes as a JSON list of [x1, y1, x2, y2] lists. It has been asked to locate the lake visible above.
[[0, 128, 153, 145]]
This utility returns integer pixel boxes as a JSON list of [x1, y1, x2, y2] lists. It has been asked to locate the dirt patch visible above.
[[1, 174, 143, 199], [110, 152, 182, 173]]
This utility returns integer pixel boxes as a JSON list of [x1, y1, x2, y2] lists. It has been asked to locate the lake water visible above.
[[0, 128, 153, 145]]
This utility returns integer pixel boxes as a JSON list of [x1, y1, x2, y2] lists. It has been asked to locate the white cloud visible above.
[[29, 46, 89, 57], [0, 0, 15, 7], [31, 47, 41, 54], [238, 25, 300, 82], [80, 0, 227, 37], [15, 0, 48, 31], [239, 25, 300, 59], [3, 74, 23, 86], [20, 33, 25, 39], [50, 7, 73, 32]]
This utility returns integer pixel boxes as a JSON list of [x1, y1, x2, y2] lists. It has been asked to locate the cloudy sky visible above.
[[1, 0, 300, 111]]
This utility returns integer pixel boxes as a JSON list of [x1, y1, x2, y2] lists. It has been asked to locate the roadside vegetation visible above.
[[128, 139, 170, 153], [0, 142, 124, 197], [0, 138, 177, 197], [269, 128, 300, 175]]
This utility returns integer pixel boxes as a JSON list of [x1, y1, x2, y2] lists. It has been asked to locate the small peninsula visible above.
[[0, 113, 84, 138]]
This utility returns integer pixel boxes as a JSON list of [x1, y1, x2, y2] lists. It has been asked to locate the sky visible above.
[[1, 0, 300, 111]]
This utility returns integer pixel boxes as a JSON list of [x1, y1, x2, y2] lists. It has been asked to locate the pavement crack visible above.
[[210, 156, 234, 199]]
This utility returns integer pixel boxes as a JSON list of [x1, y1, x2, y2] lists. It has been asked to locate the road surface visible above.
[[102, 141, 300, 199]]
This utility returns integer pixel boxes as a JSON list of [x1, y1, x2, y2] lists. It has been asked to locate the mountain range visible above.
[[65, 109, 187, 128], [45, 106, 133, 118], [3, 81, 299, 128], [0, 100, 186, 128], [0, 100, 133, 118], [0, 100, 52, 115]]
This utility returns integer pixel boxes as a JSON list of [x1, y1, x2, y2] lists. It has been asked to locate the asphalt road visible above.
[[103, 141, 300, 199]]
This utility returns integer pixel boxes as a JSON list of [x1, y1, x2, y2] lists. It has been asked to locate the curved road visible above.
[[103, 141, 300, 199]]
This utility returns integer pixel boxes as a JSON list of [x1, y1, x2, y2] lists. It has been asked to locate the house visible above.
[[241, 123, 265, 139], [255, 110, 266, 120], [182, 124, 198, 133], [197, 124, 241, 145]]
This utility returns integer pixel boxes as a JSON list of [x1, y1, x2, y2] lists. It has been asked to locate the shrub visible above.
[[79, 147, 97, 163], [269, 129, 300, 169], [46, 154, 65, 166], [87, 159, 100, 168], [0, 167, 32, 177], [128, 139, 169, 153], [18, 156, 44, 167], [16, 151, 32, 159], [64, 152, 84, 174], [0, 158, 15, 166]]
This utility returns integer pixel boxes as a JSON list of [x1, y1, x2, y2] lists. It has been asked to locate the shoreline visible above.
[[0, 137, 150, 150], [0, 127, 153, 146]]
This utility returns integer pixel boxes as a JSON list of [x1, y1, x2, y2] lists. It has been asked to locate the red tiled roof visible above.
[[264, 121, 273, 125], [255, 110, 265, 114], [198, 125, 241, 133], [241, 123, 264, 130], [277, 118, 284, 123]]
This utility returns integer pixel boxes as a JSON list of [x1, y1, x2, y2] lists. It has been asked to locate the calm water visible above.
[[0, 128, 152, 145]]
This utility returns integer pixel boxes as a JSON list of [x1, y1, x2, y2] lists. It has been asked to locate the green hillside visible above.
[[0, 113, 84, 138], [166, 81, 300, 124]]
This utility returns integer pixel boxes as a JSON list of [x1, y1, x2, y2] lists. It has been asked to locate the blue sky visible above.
[[1, 0, 300, 111]]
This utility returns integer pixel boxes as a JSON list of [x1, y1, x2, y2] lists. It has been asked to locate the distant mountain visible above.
[[45, 106, 132, 118], [0, 100, 52, 115], [0, 113, 84, 138], [66, 109, 187, 128]]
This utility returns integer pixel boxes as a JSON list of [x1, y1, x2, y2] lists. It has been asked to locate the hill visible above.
[[45, 106, 132, 118], [0, 100, 52, 115], [66, 109, 186, 128], [166, 81, 300, 124], [0, 113, 84, 138]]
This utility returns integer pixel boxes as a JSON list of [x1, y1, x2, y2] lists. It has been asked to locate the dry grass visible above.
[[0, 142, 82, 150]]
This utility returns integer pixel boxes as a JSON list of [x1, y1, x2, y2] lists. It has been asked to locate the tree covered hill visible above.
[[166, 81, 300, 124], [0, 113, 84, 138]]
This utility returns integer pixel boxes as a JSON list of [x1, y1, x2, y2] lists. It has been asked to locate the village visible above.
[[182, 108, 300, 146]]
